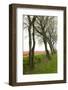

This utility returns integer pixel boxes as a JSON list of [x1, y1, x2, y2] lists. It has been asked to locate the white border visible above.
[[16, 8, 64, 82]]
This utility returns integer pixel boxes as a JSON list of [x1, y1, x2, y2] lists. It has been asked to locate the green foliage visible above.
[[23, 53, 57, 74]]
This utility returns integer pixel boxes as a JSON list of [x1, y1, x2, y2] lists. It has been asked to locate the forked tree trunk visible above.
[[28, 16, 36, 68], [48, 40, 55, 54]]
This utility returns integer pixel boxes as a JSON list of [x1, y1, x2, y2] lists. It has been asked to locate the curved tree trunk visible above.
[[48, 39, 55, 54], [31, 23, 35, 68], [43, 38, 51, 60]]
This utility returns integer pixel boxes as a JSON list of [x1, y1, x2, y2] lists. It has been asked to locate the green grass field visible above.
[[23, 53, 57, 74]]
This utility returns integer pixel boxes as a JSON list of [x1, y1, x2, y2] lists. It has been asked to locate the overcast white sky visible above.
[[23, 28, 50, 52]]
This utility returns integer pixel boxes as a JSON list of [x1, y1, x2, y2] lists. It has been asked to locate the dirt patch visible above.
[[23, 51, 46, 57]]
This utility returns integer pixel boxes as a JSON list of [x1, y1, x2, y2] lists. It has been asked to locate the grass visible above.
[[23, 53, 57, 74]]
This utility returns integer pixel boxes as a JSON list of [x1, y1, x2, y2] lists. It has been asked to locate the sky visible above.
[[23, 29, 50, 52]]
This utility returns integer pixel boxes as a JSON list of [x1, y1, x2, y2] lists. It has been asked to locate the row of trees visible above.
[[23, 15, 57, 68]]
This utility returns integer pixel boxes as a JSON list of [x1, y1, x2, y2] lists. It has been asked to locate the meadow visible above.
[[23, 52, 57, 74]]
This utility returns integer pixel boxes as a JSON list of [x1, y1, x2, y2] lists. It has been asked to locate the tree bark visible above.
[[47, 39, 55, 54], [31, 23, 35, 67], [43, 38, 50, 60], [28, 25, 33, 68], [28, 16, 36, 68]]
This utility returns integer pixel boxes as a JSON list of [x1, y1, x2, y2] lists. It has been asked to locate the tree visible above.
[[23, 15, 57, 64], [46, 16, 57, 54], [34, 16, 50, 59], [29, 16, 36, 67], [34, 16, 57, 58], [23, 15, 36, 68]]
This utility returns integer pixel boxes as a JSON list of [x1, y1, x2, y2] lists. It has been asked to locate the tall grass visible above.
[[23, 53, 57, 74]]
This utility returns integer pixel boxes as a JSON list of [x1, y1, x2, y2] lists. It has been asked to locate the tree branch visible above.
[[34, 26, 43, 36]]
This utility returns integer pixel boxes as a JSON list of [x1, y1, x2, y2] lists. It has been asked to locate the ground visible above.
[[23, 51, 57, 75]]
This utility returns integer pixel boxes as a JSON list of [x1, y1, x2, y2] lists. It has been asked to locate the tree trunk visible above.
[[43, 38, 51, 60], [28, 25, 33, 68], [28, 16, 36, 68], [48, 39, 55, 54], [27, 16, 32, 68], [48, 41, 53, 54], [31, 23, 35, 67]]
